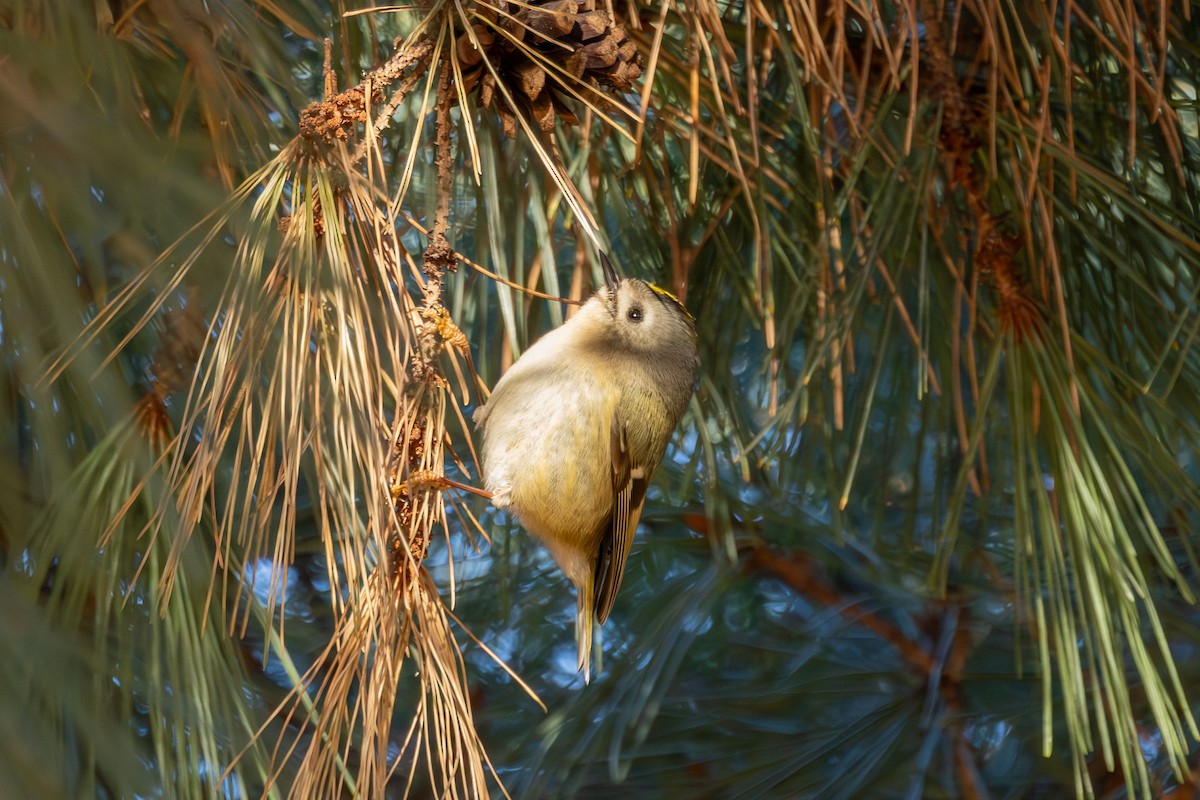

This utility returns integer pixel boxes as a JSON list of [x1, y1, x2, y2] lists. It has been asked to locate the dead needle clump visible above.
[[421, 306, 470, 353], [297, 36, 435, 151], [297, 84, 379, 144]]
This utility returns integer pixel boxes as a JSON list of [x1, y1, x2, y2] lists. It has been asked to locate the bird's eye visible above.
[[627, 306, 643, 322]]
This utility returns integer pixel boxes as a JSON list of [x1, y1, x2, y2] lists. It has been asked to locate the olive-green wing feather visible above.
[[594, 419, 650, 625]]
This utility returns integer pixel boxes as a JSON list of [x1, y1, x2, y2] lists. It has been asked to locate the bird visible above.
[[473, 252, 699, 680]]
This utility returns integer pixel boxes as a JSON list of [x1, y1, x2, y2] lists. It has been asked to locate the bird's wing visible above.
[[593, 418, 650, 625]]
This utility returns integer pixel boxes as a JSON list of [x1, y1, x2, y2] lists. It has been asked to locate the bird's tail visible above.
[[576, 573, 594, 683]]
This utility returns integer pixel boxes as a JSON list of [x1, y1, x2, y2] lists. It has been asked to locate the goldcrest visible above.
[[474, 253, 699, 681]]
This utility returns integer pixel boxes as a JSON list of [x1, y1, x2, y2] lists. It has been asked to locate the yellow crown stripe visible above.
[[648, 283, 694, 320]]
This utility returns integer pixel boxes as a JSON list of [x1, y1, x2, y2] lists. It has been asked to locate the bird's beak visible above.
[[599, 250, 620, 293]]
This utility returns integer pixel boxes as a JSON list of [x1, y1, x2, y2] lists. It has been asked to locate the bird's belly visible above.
[[481, 389, 613, 561]]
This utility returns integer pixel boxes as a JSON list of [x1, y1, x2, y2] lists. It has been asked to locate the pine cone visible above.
[[456, 1, 642, 137]]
